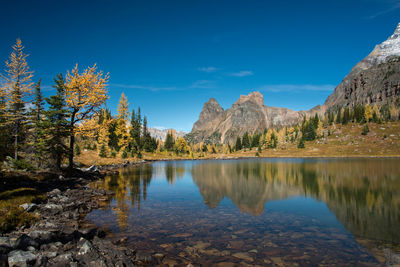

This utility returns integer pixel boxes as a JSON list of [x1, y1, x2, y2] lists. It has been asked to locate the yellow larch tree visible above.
[[65, 64, 109, 169], [115, 93, 130, 155], [98, 110, 113, 157], [364, 104, 373, 122], [1, 39, 34, 159]]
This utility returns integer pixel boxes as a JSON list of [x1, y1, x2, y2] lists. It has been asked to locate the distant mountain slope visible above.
[[148, 127, 186, 141], [188, 23, 400, 144]]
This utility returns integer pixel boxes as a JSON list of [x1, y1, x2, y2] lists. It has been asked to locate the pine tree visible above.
[[336, 108, 342, 124], [1, 39, 34, 159], [129, 107, 142, 153], [242, 132, 250, 149], [65, 64, 109, 169], [164, 131, 175, 151], [298, 138, 305, 148], [30, 80, 46, 166], [235, 136, 242, 151], [43, 74, 70, 170]]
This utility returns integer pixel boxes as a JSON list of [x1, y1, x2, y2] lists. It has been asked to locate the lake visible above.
[[86, 158, 400, 265]]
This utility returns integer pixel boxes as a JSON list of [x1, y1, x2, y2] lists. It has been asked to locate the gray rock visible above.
[[48, 188, 61, 197], [19, 203, 37, 212], [44, 203, 63, 211], [0, 237, 11, 247], [78, 238, 94, 255], [8, 250, 37, 267], [28, 230, 56, 244], [15, 234, 39, 250]]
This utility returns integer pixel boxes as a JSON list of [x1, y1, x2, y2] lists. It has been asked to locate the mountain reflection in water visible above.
[[88, 158, 400, 264]]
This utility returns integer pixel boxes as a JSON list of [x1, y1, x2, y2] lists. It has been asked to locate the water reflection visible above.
[[88, 159, 400, 264], [191, 159, 400, 243]]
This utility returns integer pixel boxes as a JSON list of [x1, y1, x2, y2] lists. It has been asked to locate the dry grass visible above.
[[0, 188, 44, 233]]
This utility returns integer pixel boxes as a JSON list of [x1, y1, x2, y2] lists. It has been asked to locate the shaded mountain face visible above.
[[324, 23, 400, 109], [187, 92, 303, 144], [188, 23, 400, 144]]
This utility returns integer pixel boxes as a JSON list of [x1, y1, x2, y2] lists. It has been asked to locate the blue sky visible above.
[[0, 0, 399, 132]]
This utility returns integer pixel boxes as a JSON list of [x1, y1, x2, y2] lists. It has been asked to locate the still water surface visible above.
[[87, 158, 400, 265]]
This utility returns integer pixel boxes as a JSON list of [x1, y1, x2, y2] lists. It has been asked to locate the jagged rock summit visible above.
[[187, 91, 302, 144]]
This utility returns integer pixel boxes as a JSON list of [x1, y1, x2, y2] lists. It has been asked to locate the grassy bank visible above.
[[76, 122, 400, 166]]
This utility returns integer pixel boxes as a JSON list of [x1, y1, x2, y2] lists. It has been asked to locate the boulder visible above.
[[15, 234, 39, 250], [7, 250, 37, 267]]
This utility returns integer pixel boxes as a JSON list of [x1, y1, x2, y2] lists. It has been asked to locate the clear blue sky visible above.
[[0, 0, 399, 132]]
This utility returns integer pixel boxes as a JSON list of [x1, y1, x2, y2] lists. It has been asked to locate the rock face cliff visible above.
[[187, 92, 302, 144], [188, 23, 400, 144], [324, 23, 400, 109]]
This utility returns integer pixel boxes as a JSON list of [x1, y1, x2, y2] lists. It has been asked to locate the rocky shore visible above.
[[0, 161, 167, 267]]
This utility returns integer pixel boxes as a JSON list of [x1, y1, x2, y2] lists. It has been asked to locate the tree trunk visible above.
[[68, 110, 76, 170], [68, 134, 74, 170]]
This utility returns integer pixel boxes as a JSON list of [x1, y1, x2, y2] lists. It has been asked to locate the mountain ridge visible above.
[[188, 22, 400, 144]]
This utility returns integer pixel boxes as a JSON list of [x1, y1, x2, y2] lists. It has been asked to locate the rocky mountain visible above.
[[324, 23, 400, 109], [148, 127, 186, 141], [188, 23, 400, 144], [187, 92, 303, 144]]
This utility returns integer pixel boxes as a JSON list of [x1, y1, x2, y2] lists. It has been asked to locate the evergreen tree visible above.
[[312, 114, 319, 129], [30, 80, 46, 166], [298, 138, 305, 148], [242, 132, 250, 149], [270, 132, 278, 148], [342, 107, 350, 125], [301, 120, 316, 141], [353, 104, 366, 123], [43, 74, 70, 170], [164, 131, 175, 151], [130, 107, 142, 152], [336, 108, 342, 124], [235, 136, 242, 151], [1, 39, 34, 159]]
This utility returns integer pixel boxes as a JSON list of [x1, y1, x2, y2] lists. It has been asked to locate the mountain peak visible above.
[[358, 22, 400, 70], [235, 91, 264, 106]]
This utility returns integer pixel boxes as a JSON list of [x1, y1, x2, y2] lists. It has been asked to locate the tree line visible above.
[[0, 39, 158, 170]]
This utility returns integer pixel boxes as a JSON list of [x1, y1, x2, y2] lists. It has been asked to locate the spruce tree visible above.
[[43, 74, 70, 170], [242, 132, 250, 149], [164, 131, 175, 151], [30, 80, 46, 166], [235, 136, 242, 151]]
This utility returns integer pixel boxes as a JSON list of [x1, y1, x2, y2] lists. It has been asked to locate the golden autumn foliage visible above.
[[365, 104, 373, 122], [115, 93, 130, 152], [65, 63, 109, 168], [65, 64, 109, 125]]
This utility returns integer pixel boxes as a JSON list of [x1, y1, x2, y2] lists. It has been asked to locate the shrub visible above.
[[298, 139, 305, 149], [121, 150, 128, 159], [361, 124, 369, 135]]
